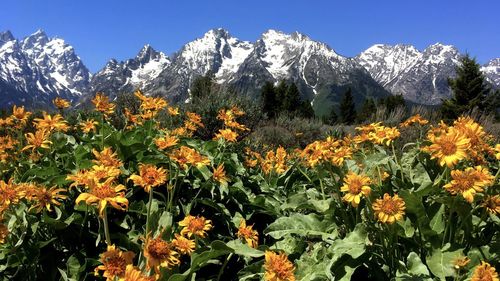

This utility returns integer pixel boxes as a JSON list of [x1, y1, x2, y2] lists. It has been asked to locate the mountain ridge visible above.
[[0, 28, 498, 110]]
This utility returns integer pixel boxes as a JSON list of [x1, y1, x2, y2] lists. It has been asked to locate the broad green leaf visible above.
[[295, 242, 331, 281], [427, 246, 463, 280], [264, 213, 337, 240], [396, 252, 432, 281], [429, 204, 445, 234], [326, 224, 367, 279], [226, 240, 264, 258]]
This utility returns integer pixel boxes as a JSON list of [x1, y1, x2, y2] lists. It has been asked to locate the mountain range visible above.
[[0, 28, 498, 113]]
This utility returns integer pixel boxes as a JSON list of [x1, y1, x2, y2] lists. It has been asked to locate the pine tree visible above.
[[441, 54, 491, 119], [275, 80, 288, 112], [357, 98, 376, 123], [190, 71, 215, 102], [339, 88, 356, 124], [282, 82, 302, 113], [380, 94, 406, 112], [323, 108, 338, 125], [261, 81, 277, 118]]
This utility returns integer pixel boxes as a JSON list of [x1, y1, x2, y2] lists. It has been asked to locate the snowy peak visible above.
[[0, 29, 91, 106], [0, 31, 14, 46], [175, 28, 253, 80], [21, 29, 49, 50], [356, 44, 422, 86], [257, 29, 345, 80], [482, 58, 500, 86], [356, 42, 464, 104]]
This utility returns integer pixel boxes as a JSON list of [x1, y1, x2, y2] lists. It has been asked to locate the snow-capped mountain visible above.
[[482, 58, 500, 87], [0, 30, 90, 107], [90, 44, 170, 98], [356, 43, 462, 105], [1, 28, 498, 109], [127, 28, 388, 112]]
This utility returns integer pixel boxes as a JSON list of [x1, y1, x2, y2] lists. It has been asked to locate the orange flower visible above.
[[92, 92, 116, 116], [75, 178, 128, 217], [178, 215, 213, 238], [237, 219, 258, 248], [143, 234, 180, 273], [119, 265, 156, 281], [22, 129, 52, 152], [169, 146, 210, 169], [33, 112, 69, 132], [29, 185, 67, 213], [80, 119, 98, 133], [93, 147, 123, 168], [186, 112, 204, 128], [372, 193, 406, 224], [483, 195, 500, 215], [53, 97, 71, 109], [0, 179, 21, 212], [443, 166, 494, 203], [212, 164, 229, 185], [10, 105, 31, 125], [453, 256, 470, 270], [94, 245, 135, 281], [128, 164, 168, 192], [155, 135, 179, 150], [400, 114, 429, 127], [340, 172, 371, 207], [422, 127, 470, 167], [471, 261, 499, 281], [172, 233, 196, 255], [167, 106, 179, 116], [214, 128, 238, 142], [264, 251, 295, 281]]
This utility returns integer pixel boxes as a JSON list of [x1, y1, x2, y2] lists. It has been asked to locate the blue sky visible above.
[[1, 0, 498, 72]]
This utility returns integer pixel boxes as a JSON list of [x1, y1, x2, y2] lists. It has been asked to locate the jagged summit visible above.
[[0, 28, 498, 109], [0, 31, 14, 45]]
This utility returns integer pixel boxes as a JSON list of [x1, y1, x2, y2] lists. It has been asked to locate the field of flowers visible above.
[[0, 92, 499, 281]]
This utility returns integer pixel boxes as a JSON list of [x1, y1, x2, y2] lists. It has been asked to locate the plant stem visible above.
[[102, 208, 111, 246], [319, 178, 326, 200], [216, 253, 233, 281], [145, 188, 154, 235], [392, 143, 404, 183]]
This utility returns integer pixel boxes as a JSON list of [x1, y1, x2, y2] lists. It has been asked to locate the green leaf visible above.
[[168, 240, 233, 281], [264, 213, 337, 240], [429, 204, 445, 234], [326, 224, 367, 279], [426, 246, 463, 280], [295, 242, 331, 281], [396, 252, 432, 281], [226, 240, 264, 258]]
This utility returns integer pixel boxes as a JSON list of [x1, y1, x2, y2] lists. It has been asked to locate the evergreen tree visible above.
[[282, 82, 302, 113], [275, 80, 288, 112], [357, 98, 376, 123], [323, 108, 338, 125], [339, 88, 356, 124], [441, 54, 492, 119], [380, 94, 406, 112], [297, 100, 315, 118], [261, 81, 278, 118], [190, 71, 215, 102]]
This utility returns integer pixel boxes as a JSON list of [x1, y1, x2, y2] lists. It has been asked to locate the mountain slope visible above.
[[356, 43, 461, 105], [0, 30, 91, 107]]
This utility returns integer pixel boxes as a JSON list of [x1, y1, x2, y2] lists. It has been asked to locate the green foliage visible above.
[[260, 80, 314, 119], [356, 97, 376, 123], [441, 54, 494, 119], [190, 71, 218, 102], [339, 88, 356, 124]]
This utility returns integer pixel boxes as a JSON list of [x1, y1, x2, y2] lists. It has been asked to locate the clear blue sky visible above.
[[1, 0, 498, 72]]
